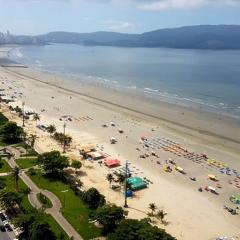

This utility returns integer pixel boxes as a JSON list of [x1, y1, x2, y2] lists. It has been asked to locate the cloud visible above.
[[1, 0, 240, 11], [105, 20, 135, 32], [138, 0, 240, 11]]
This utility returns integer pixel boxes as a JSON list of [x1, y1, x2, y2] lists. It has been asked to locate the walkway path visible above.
[[6, 146, 83, 240]]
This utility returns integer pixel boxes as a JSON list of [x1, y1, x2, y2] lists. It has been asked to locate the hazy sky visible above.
[[0, 0, 240, 35]]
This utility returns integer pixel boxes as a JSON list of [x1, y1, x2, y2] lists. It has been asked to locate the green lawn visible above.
[[0, 158, 12, 173], [0, 175, 33, 211], [0, 175, 69, 240], [22, 147, 38, 157], [16, 157, 38, 169], [29, 171, 101, 240]]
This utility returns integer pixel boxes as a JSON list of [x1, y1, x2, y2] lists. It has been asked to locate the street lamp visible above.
[[124, 160, 128, 208], [61, 189, 68, 208], [22, 101, 25, 127]]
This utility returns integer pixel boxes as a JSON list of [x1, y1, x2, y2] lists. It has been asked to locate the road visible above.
[[5, 147, 83, 240]]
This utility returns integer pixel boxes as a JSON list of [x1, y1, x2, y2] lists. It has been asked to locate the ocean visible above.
[[9, 44, 240, 119]]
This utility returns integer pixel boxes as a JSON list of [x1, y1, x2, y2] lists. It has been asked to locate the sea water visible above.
[[9, 44, 240, 118]]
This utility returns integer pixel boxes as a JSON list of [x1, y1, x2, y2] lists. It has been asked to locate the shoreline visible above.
[[8, 44, 240, 120], [3, 66, 240, 155]]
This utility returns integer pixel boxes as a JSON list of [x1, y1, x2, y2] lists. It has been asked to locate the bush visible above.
[[107, 218, 176, 240], [0, 113, 8, 126], [95, 204, 126, 234], [28, 168, 36, 176], [0, 122, 24, 144], [82, 188, 106, 209]]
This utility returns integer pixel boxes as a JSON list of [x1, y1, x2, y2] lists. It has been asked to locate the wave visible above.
[[142, 87, 240, 118], [144, 87, 159, 92], [11, 48, 23, 59]]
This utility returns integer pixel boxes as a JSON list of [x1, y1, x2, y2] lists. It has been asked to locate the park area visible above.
[[0, 174, 69, 240], [29, 170, 101, 239], [16, 157, 38, 169]]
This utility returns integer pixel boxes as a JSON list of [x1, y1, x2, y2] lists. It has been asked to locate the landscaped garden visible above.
[[0, 158, 12, 173], [37, 192, 53, 209], [29, 170, 101, 239], [16, 157, 38, 169], [0, 175, 69, 240]]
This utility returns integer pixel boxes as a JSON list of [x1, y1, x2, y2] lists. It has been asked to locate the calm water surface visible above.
[[10, 44, 240, 118]]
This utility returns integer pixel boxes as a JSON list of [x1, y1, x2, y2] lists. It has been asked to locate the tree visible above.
[[12, 166, 20, 191], [116, 173, 125, 188], [0, 121, 24, 143], [149, 203, 157, 216], [0, 190, 22, 213], [53, 132, 72, 148], [21, 131, 28, 152], [107, 219, 176, 240], [31, 220, 56, 240], [33, 113, 40, 126], [95, 204, 126, 234], [106, 173, 114, 187], [47, 124, 56, 135], [0, 177, 6, 189], [156, 210, 167, 224], [82, 187, 106, 209], [38, 151, 69, 175], [15, 210, 56, 240], [71, 160, 82, 172], [28, 134, 38, 148]]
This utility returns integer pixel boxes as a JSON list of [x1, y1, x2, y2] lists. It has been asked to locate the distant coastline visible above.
[[2, 25, 240, 49]]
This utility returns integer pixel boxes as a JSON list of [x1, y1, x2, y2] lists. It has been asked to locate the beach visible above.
[[0, 46, 240, 240]]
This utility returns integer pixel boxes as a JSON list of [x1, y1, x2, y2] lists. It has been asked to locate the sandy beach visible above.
[[0, 46, 240, 240]]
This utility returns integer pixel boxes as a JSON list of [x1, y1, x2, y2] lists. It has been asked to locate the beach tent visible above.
[[208, 174, 217, 181], [127, 177, 147, 191], [130, 182, 147, 191], [110, 137, 117, 144], [1, 96, 16, 102], [104, 159, 121, 168], [175, 166, 185, 174], [124, 190, 133, 197], [80, 144, 96, 153], [208, 186, 216, 191], [208, 186, 218, 194], [87, 151, 103, 160], [230, 195, 240, 205]]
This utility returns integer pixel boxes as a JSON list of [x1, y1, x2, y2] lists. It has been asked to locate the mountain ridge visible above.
[[1, 25, 240, 49]]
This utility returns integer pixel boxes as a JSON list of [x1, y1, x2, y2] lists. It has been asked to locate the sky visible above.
[[0, 0, 240, 35]]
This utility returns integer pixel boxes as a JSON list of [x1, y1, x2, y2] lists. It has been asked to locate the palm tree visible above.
[[28, 134, 38, 148], [106, 173, 114, 187], [47, 124, 56, 135], [12, 166, 20, 191], [149, 203, 157, 216], [117, 173, 125, 189], [156, 209, 167, 223], [33, 113, 40, 126], [20, 132, 28, 152]]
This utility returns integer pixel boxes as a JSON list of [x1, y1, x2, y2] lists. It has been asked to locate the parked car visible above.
[[0, 225, 6, 232], [4, 223, 13, 232]]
